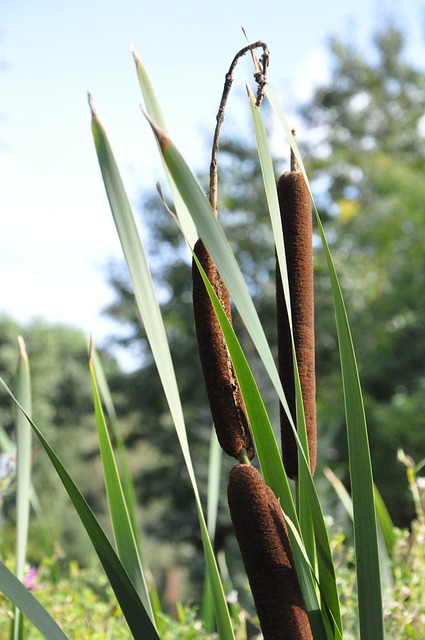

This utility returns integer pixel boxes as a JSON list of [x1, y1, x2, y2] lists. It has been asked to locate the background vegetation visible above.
[[1, 22, 425, 635]]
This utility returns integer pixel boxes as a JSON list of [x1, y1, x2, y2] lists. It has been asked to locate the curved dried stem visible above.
[[209, 40, 270, 218]]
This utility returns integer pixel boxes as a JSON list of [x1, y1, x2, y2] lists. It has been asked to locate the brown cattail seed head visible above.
[[276, 170, 316, 479], [228, 464, 313, 640], [192, 239, 255, 460]]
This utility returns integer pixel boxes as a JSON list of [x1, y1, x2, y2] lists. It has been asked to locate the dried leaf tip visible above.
[[17, 336, 28, 362], [242, 28, 263, 78], [245, 81, 256, 102], [156, 182, 177, 221], [131, 43, 141, 65], [290, 130, 299, 172], [143, 111, 171, 151], [88, 334, 94, 365], [87, 92, 98, 117]]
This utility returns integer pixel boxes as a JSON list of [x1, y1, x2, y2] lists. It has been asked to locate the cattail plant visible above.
[[0, 38, 386, 640], [276, 147, 316, 479], [228, 464, 313, 639]]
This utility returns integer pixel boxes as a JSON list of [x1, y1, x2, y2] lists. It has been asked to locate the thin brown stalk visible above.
[[209, 40, 269, 217]]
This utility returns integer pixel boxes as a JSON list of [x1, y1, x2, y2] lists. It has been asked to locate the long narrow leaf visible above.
[[0, 405, 59, 585], [201, 428, 222, 631], [246, 96, 343, 634], [0, 561, 68, 640], [90, 101, 235, 640], [316, 213, 383, 639], [132, 47, 198, 247], [90, 347, 140, 553], [0, 378, 159, 640], [14, 337, 32, 640], [145, 113, 292, 432], [247, 86, 316, 568], [88, 348, 155, 626]]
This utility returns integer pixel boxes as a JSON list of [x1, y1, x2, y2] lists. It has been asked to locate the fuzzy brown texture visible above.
[[276, 171, 316, 479], [192, 239, 254, 459], [228, 464, 313, 640]]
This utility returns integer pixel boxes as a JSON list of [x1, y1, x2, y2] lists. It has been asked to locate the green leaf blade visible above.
[[89, 352, 155, 626], [0, 562, 69, 640], [14, 337, 33, 640]]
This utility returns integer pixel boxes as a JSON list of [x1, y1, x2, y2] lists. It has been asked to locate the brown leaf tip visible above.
[[143, 111, 171, 152], [87, 92, 97, 117]]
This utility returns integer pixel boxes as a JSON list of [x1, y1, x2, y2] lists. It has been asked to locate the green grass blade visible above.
[[0, 561, 69, 640], [88, 348, 155, 626], [132, 48, 198, 247], [373, 484, 395, 559], [247, 87, 316, 569], [317, 220, 384, 639], [326, 471, 394, 591], [15, 337, 32, 581], [201, 428, 222, 631], [0, 378, 159, 640], [146, 115, 291, 428], [90, 101, 235, 640], [90, 347, 141, 557], [206, 426, 222, 541], [0, 395, 59, 586], [14, 337, 32, 640]]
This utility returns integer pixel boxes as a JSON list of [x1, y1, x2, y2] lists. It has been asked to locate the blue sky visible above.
[[1, 0, 424, 361]]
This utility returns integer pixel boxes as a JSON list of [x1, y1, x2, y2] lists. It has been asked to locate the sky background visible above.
[[1, 0, 425, 366]]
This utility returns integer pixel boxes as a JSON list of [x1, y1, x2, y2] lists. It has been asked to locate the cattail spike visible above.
[[192, 239, 255, 459], [228, 464, 313, 639], [276, 168, 316, 479]]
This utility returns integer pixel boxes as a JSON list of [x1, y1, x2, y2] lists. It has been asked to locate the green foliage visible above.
[[0, 559, 132, 639], [1, 516, 424, 638], [330, 518, 425, 639]]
